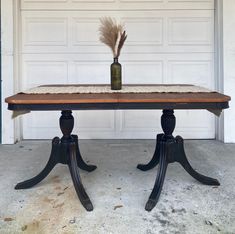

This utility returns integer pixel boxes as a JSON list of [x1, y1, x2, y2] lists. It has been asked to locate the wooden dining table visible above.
[[5, 85, 231, 212]]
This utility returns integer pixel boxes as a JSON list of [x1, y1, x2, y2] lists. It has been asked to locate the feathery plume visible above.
[[99, 17, 127, 58]]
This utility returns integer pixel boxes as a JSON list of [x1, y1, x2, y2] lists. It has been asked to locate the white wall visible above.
[[223, 0, 235, 143], [1, 0, 15, 144], [1, 0, 235, 143]]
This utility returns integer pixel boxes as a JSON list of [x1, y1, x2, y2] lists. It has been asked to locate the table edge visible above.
[[8, 102, 229, 111]]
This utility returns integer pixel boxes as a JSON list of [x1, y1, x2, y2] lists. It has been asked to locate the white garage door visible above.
[[20, 0, 215, 139]]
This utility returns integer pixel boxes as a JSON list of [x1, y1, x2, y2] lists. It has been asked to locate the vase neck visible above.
[[113, 57, 119, 63]]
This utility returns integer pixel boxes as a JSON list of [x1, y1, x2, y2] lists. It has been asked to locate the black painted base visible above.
[[15, 109, 220, 212], [15, 111, 97, 212], [137, 110, 220, 212]]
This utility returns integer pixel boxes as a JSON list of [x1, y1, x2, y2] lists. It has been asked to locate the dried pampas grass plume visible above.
[[99, 17, 127, 58]]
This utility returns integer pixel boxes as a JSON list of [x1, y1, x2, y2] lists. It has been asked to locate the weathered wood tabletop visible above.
[[5, 85, 230, 110]]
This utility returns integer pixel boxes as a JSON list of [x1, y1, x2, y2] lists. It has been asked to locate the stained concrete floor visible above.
[[0, 140, 235, 234]]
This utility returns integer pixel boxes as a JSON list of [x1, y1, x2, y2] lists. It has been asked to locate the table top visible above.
[[5, 85, 231, 111]]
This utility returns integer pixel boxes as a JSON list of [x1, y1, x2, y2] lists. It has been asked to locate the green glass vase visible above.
[[111, 57, 122, 90]]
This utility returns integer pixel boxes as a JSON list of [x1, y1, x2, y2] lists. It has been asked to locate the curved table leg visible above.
[[15, 137, 60, 190], [175, 136, 220, 186], [68, 141, 93, 211], [72, 135, 97, 172], [137, 134, 164, 171], [145, 141, 168, 211]]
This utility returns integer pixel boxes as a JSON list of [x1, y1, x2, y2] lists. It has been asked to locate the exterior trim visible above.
[[0, 0, 2, 143], [215, 0, 224, 141]]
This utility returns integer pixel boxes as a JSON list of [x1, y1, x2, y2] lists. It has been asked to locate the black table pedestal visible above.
[[15, 109, 221, 212], [137, 109, 220, 212], [15, 110, 97, 211]]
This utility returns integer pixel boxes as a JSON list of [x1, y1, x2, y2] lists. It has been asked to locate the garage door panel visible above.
[[21, 0, 214, 10], [22, 53, 214, 87], [23, 17, 68, 46], [168, 17, 213, 46], [21, 10, 214, 54], [123, 17, 164, 46], [23, 111, 61, 139], [168, 61, 213, 88], [114, 110, 162, 139], [23, 111, 215, 140], [174, 110, 215, 139], [72, 17, 101, 46], [119, 110, 160, 131], [123, 61, 163, 84], [119, 0, 214, 10], [71, 61, 110, 84], [74, 111, 115, 132], [114, 110, 214, 139], [166, 56, 214, 89], [22, 60, 68, 89], [23, 110, 116, 140], [21, 56, 165, 87]]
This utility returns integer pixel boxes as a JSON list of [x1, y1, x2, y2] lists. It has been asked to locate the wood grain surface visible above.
[[5, 92, 231, 105]]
